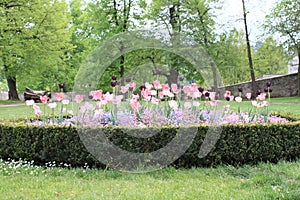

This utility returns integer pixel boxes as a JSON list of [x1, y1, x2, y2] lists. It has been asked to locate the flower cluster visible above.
[[25, 80, 288, 127]]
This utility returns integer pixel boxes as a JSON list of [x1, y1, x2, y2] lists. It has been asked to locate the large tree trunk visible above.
[[242, 0, 256, 97], [297, 48, 300, 96], [7, 76, 20, 100]]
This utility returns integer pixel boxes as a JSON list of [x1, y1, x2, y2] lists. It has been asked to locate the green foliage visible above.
[[253, 37, 289, 76], [0, 0, 73, 93], [0, 122, 299, 168]]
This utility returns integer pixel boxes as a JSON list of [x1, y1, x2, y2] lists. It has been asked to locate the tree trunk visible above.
[[242, 0, 256, 97], [297, 48, 300, 96], [7, 76, 20, 100]]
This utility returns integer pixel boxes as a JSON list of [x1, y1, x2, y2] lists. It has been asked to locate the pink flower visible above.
[[161, 84, 170, 91], [103, 92, 113, 102], [151, 97, 160, 105], [129, 82, 136, 90], [130, 97, 142, 114], [33, 104, 42, 116], [204, 101, 211, 106], [153, 80, 162, 90], [256, 93, 266, 101], [145, 82, 153, 90], [263, 101, 269, 107], [92, 90, 103, 100], [112, 95, 123, 105], [48, 102, 57, 109], [171, 83, 180, 94], [120, 85, 129, 94], [191, 83, 198, 92], [158, 91, 164, 99], [141, 88, 151, 100], [182, 85, 191, 94], [223, 90, 231, 99], [132, 94, 139, 101], [55, 93, 64, 101], [74, 95, 83, 103], [245, 93, 251, 99], [40, 95, 48, 104]]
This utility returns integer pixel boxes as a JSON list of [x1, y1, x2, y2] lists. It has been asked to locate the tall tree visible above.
[[264, 0, 300, 96], [75, 0, 146, 85], [214, 29, 249, 85], [253, 37, 289, 76], [241, 0, 256, 96], [0, 0, 72, 100]]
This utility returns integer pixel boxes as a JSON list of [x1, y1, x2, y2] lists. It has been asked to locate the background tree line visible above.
[[0, 0, 298, 99]]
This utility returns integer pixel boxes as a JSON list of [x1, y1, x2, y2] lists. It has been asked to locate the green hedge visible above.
[[0, 121, 299, 168]]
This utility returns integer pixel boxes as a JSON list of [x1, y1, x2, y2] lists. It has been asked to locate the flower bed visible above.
[[1, 79, 297, 169], [25, 79, 287, 127]]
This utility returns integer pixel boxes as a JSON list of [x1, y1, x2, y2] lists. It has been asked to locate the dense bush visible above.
[[0, 121, 299, 168]]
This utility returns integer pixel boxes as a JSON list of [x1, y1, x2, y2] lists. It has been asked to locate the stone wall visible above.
[[218, 73, 298, 98]]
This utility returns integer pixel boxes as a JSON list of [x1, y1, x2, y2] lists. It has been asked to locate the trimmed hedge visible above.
[[0, 121, 299, 168]]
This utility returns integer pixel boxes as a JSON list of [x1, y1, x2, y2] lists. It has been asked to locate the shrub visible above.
[[0, 121, 299, 168]]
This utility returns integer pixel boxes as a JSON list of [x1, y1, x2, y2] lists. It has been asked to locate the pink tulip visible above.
[[245, 93, 251, 99], [92, 90, 103, 100], [33, 104, 42, 116], [103, 92, 113, 102], [151, 97, 160, 105], [40, 95, 48, 104], [120, 85, 129, 94], [55, 93, 64, 101], [153, 80, 162, 90], [74, 95, 83, 103], [130, 98, 142, 114]]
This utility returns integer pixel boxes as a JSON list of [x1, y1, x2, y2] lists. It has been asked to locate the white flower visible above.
[[62, 99, 70, 105], [25, 100, 35, 106], [47, 102, 57, 109], [168, 100, 178, 110], [184, 102, 192, 109], [192, 101, 200, 107], [251, 101, 258, 107], [235, 96, 242, 103], [150, 90, 157, 96]]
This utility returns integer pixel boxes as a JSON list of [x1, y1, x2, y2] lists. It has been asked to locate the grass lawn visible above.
[[0, 159, 299, 200]]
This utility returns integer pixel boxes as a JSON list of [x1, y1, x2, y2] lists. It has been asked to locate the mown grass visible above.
[[0, 159, 299, 200]]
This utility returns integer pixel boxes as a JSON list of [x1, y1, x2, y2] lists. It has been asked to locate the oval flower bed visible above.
[[1, 78, 297, 168]]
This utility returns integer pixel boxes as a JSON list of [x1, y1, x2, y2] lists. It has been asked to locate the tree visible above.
[[264, 0, 300, 96], [253, 37, 289, 76], [241, 0, 256, 96], [73, 0, 146, 85], [214, 29, 249, 85], [147, 0, 220, 88], [0, 0, 72, 100]]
